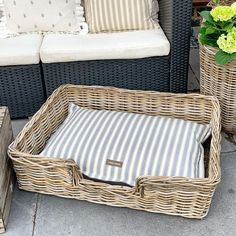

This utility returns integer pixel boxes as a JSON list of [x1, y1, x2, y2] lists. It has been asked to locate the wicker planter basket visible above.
[[200, 45, 236, 134], [220, 0, 235, 5], [8, 85, 221, 219], [209, 0, 235, 6]]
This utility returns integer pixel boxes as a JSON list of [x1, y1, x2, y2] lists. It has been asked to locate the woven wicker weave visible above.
[[220, 0, 235, 5], [42, 0, 192, 96], [8, 85, 221, 219], [0, 64, 46, 118], [208, 0, 235, 6], [200, 45, 236, 134], [42, 57, 170, 96]]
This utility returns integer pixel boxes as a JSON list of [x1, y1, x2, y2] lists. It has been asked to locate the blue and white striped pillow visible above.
[[40, 103, 211, 186]]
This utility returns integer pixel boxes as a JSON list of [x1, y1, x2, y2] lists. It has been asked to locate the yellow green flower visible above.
[[217, 27, 236, 54], [210, 6, 235, 21], [232, 2, 236, 13], [232, 2, 236, 9]]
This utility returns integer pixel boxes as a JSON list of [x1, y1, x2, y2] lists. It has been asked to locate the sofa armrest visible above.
[[159, 0, 192, 93]]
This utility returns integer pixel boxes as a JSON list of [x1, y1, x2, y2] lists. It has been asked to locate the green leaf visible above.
[[199, 34, 218, 47], [230, 52, 236, 60], [205, 27, 216, 35], [215, 50, 233, 65], [204, 21, 215, 27], [212, 0, 220, 5], [223, 22, 234, 31], [199, 27, 206, 34], [200, 11, 215, 24]]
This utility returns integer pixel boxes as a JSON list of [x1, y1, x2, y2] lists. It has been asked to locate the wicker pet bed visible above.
[[8, 85, 221, 219]]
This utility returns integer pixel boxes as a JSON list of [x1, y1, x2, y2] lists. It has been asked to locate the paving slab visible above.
[[221, 132, 236, 154], [32, 151, 236, 236], [4, 118, 36, 236], [11, 119, 29, 138], [189, 49, 200, 81], [6, 111, 236, 236], [188, 66, 200, 91], [4, 114, 236, 236], [4, 187, 38, 236], [3, 153, 236, 236]]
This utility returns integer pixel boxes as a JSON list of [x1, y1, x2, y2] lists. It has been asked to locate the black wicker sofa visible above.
[[0, 34, 45, 118], [0, 64, 45, 118], [41, 0, 192, 96], [0, 0, 192, 118]]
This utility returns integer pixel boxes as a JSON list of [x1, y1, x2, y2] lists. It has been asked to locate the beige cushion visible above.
[[0, 34, 43, 66], [40, 28, 170, 63], [0, 0, 87, 38], [84, 0, 159, 33]]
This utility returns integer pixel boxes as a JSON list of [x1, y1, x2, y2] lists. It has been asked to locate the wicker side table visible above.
[[0, 107, 14, 233]]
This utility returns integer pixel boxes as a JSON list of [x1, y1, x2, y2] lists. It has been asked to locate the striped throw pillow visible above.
[[84, 0, 159, 33], [40, 103, 211, 186]]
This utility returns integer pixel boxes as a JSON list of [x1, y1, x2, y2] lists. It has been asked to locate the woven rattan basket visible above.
[[8, 85, 221, 219], [208, 0, 235, 6], [221, 0, 235, 5], [200, 45, 236, 134]]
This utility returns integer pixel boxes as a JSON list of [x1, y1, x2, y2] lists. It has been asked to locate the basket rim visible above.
[[8, 84, 221, 186], [200, 45, 236, 62], [10, 84, 221, 146]]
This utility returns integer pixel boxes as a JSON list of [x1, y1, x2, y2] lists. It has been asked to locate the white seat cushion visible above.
[[40, 28, 170, 63], [0, 34, 43, 66]]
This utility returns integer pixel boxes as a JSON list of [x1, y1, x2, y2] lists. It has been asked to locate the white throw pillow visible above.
[[0, 0, 88, 38], [40, 103, 211, 186]]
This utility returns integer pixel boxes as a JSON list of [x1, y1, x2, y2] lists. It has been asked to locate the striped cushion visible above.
[[84, 0, 159, 33], [40, 103, 211, 186]]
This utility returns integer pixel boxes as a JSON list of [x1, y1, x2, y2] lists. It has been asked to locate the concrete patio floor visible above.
[[4, 49, 236, 236]]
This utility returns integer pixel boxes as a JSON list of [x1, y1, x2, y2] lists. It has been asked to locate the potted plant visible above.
[[199, 0, 236, 134]]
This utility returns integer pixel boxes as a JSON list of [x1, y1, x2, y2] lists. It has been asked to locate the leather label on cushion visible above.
[[106, 159, 123, 168]]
